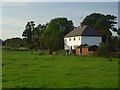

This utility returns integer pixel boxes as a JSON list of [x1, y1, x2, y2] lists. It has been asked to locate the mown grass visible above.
[[2, 50, 118, 88]]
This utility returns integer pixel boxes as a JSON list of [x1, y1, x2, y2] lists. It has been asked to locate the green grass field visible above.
[[2, 50, 118, 88]]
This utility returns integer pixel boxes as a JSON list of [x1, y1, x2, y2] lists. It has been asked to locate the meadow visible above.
[[2, 50, 118, 88]]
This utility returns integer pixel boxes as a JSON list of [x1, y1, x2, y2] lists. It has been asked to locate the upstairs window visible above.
[[64, 39, 67, 42], [73, 37, 75, 41], [69, 38, 71, 41]]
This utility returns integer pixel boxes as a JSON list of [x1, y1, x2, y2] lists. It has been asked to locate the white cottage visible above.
[[64, 25, 102, 50]]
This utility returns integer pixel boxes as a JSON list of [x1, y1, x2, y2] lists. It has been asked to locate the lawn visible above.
[[2, 50, 118, 88]]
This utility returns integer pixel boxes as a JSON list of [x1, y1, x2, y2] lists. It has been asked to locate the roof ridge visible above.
[[64, 25, 101, 37]]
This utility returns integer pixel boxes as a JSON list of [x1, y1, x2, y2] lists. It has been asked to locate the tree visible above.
[[33, 23, 48, 50], [108, 36, 120, 52], [4, 38, 23, 48], [22, 21, 35, 49], [22, 21, 48, 49], [81, 13, 117, 43], [117, 28, 120, 36], [39, 23, 48, 50], [41, 17, 74, 51], [22, 22, 32, 43], [0, 39, 5, 46]]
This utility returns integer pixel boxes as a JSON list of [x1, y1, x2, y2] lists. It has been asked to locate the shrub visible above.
[[96, 43, 109, 57], [108, 52, 120, 58], [57, 50, 66, 56]]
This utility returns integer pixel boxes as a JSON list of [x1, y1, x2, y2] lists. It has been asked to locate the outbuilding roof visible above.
[[77, 44, 98, 48], [64, 25, 101, 37]]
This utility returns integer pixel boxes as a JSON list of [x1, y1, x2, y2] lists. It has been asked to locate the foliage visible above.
[[108, 52, 120, 58], [2, 50, 118, 88], [108, 36, 120, 52], [56, 50, 66, 55], [96, 43, 109, 56], [117, 28, 120, 36], [33, 24, 48, 50], [7, 14, 118, 53], [81, 13, 117, 43], [22, 21, 47, 49], [41, 17, 74, 51], [4, 38, 23, 48], [22, 21, 34, 43], [0, 39, 5, 46], [22, 21, 35, 49]]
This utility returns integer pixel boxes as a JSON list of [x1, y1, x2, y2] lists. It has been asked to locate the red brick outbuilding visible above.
[[76, 45, 98, 56]]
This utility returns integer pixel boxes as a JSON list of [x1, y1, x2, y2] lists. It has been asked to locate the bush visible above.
[[28, 43, 35, 49], [2, 47, 10, 51], [96, 43, 109, 57], [57, 50, 66, 56], [2, 47, 29, 51], [108, 52, 120, 58], [38, 50, 49, 55], [95, 43, 120, 58]]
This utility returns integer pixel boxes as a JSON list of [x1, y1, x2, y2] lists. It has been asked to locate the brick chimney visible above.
[[80, 22, 83, 27]]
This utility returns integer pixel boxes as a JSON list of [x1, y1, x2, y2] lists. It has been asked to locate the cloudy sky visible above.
[[1, 1, 118, 40]]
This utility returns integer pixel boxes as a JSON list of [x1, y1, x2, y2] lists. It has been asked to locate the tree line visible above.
[[2, 13, 120, 52]]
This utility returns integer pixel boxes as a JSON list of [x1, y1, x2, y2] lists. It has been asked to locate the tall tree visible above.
[[22, 21, 48, 49], [22, 22, 32, 43], [33, 23, 48, 50], [22, 21, 35, 48], [81, 13, 117, 43], [41, 17, 74, 51], [38, 23, 48, 50]]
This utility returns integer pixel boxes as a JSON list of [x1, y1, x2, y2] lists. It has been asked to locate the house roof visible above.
[[64, 25, 101, 37]]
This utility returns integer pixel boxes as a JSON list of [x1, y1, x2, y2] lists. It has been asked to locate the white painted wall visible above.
[[81, 36, 102, 46], [64, 36, 81, 50], [64, 36, 102, 50]]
